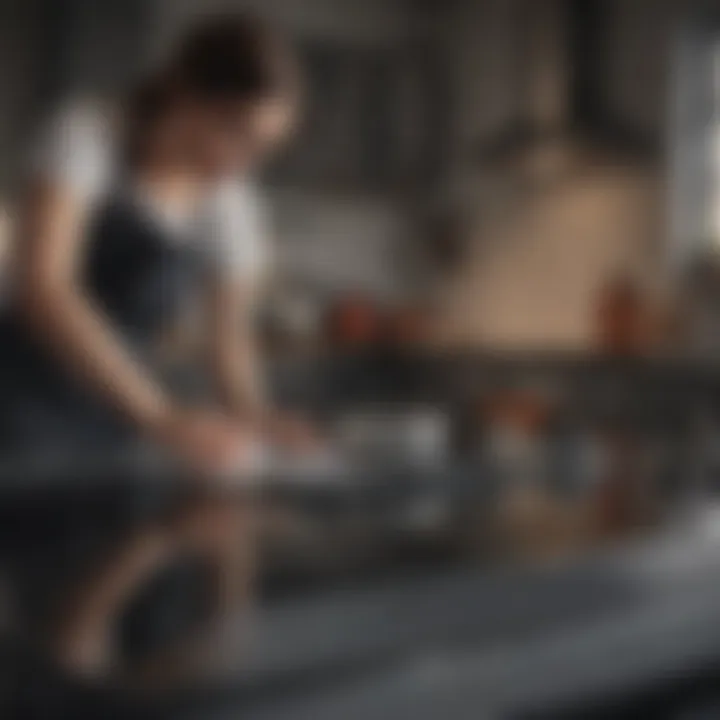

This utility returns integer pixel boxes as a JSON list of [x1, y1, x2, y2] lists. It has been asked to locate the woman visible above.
[[2, 13, 304, 474], [0, 12, 306, 686]]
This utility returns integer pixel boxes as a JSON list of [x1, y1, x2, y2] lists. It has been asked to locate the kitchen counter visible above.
[[175, 508, 720, 719]]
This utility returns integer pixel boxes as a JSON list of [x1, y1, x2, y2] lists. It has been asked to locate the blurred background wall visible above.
[[435, 0, 682, 349]]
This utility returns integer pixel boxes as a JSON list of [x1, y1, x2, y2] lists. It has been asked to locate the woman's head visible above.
[[132, 13, 299, 177]]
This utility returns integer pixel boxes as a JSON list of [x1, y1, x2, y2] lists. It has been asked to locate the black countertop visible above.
[[171, 509, 720, 719]]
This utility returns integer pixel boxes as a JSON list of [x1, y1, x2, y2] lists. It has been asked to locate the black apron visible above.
[[0, 196, 214, 674], [0, 195, 203, 463]]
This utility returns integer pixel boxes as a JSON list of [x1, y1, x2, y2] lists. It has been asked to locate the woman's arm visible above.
[[206, 272, 267, 422], [204, 182, 317, 449], [207, 272, 319, 451], [15, 181, 174, 431]]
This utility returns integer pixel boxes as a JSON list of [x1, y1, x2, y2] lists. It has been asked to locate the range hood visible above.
[[475, 0, 651, 184]]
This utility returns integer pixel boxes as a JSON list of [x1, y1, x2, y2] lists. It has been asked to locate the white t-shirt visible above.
[[30, 100, 270, 284]]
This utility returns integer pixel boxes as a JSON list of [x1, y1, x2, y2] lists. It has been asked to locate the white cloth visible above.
[[30, 100, 270, 283]]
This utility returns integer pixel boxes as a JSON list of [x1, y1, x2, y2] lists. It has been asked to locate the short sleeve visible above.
[[30, 101, 113, 203], [200, 180, 270, 284]]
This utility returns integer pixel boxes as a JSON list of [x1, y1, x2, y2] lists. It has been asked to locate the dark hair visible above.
[[173, 13, 294, 102], [127, 13, 296, 162]]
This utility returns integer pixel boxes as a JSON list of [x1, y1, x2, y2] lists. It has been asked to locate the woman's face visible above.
[[188, 95, 296, 178]]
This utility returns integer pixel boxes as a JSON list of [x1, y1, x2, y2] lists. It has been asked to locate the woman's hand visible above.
[[260, 411, 321, 454], [151, 409, 255, 476]]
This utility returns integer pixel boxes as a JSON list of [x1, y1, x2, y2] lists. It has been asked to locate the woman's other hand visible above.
[[151, 409, 255, 477]]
